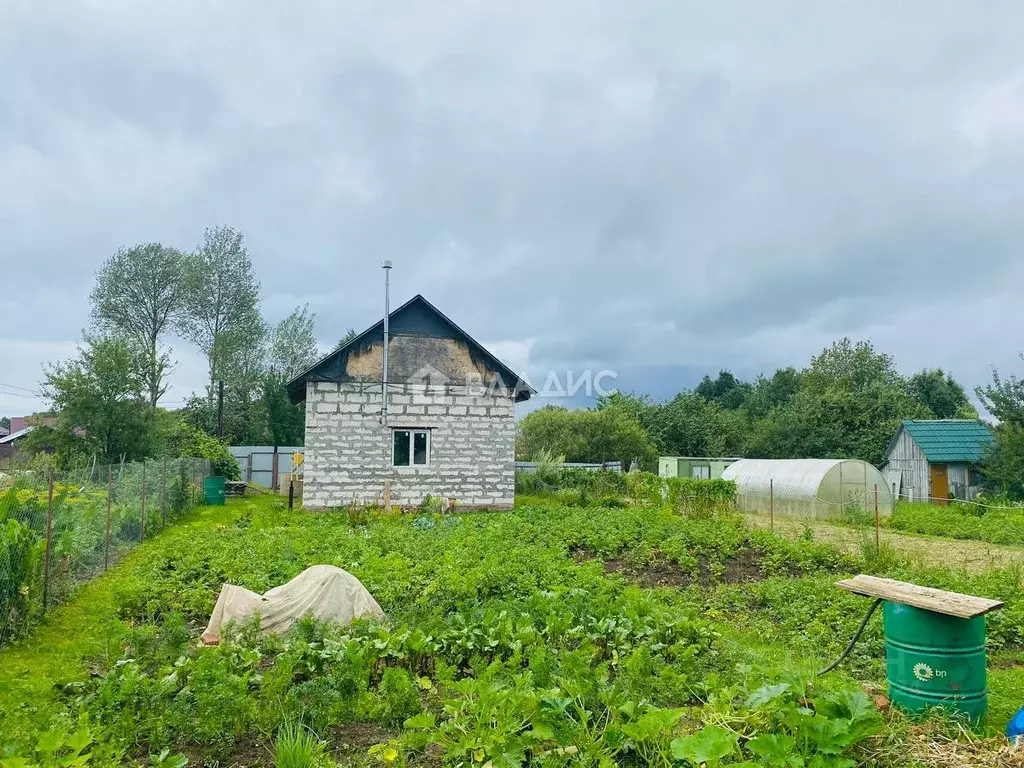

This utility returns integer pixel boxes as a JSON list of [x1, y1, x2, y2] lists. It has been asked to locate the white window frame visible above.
[[392, 428, 430, 467]]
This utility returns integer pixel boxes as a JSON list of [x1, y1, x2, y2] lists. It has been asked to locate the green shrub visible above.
[[0, 490, 46, 643], [625, 471, 666, 504], [515, 467, 630, 499], [375, 667, 421, 726], [419, 495, 443, 515], [665, 477, 736, 513], [513, 471, 547, 495], [167, 422, 239, 480], [531, 448, 565, 484]]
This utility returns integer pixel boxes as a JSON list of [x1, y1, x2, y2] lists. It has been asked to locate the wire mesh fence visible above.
[[0, 456, 211, 647]]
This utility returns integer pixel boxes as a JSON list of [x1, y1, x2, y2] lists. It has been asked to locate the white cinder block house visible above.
[[286, 295, 534, 510]]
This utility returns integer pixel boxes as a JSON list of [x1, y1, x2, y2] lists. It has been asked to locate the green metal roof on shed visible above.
[[896, 419, 994, 463]]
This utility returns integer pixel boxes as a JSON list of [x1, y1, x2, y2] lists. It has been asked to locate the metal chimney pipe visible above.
[[381, 260, 392, 425]]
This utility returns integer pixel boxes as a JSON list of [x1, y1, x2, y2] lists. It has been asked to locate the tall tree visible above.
[[269, 305, 321, 380], [976, 356, 1024, 427], [804, 338, 901, 393], [220, 331, 269, 443], [694, 370, 752, 409], [181, 226, 265, 392], [89, 243, 188, 407], [596, 391, 655, 427], [650, 394, 746, 457], [908, 368, 977, 419], [747, 382, 928, 464], [745, 367, 803, 420], [516, 405, 656, 466], [264, 305, 322, 445], [982, 425, 1024, 499], [41, 337, 154, 463], [180, 305, 322, 445], [335, 328, 358, 351], [748, 339, 928, 463]]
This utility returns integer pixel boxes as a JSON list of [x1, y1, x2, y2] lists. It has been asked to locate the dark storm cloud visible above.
[[3, 0, 1024, 417]]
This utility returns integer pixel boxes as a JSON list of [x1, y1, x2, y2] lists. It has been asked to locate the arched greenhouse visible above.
[[721, 459, 894, 519]]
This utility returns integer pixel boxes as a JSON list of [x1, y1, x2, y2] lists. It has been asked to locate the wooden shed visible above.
[[881, 419, 993, 505]]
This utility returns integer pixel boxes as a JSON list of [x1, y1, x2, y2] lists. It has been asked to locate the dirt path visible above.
[[743, 512, 1024, 574]]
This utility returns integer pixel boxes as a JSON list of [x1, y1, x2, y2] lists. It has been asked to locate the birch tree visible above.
[[262, 305, 321, 445], [89, 243, 188, 407], [181, 226, 265, 393], [269, 304, 321, 380]]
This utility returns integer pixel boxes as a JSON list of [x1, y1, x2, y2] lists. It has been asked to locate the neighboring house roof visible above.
[[892, 419, 994, 463], [0, 426, 34, 444], [0, 426, 8, 438], [9, 415, 55, 433], [287, 294, 535, 404]]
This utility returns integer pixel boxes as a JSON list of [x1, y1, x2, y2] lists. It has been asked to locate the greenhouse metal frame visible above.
[[722, 458, 894, 519]]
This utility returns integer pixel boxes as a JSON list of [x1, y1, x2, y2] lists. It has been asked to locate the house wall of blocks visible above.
[[302, 380, 516, 510]]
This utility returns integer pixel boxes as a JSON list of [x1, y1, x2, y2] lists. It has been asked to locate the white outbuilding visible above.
[[722, 458, 894, 519]]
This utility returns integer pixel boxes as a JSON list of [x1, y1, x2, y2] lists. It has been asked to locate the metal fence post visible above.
[[43, 470, 55, 611], [769, 478, 774, 532], [140, 461, 147, 543], [874, 484, 880, 554], [105, 468, 113, 570], [161, 457, 168, 526]]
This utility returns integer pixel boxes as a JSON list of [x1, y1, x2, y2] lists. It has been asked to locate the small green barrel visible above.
[[883, 601, 988, 721], [203, 476, 226, 506]]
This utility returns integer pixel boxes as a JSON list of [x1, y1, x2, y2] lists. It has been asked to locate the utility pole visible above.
[[217, 380, 225, 438]]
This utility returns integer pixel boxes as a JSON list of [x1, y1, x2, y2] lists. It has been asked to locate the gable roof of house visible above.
[[893, 419, 994, 463], [286, 294, 535, 404]]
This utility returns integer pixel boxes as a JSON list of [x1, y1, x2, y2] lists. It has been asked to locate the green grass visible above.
[[275, 722, 328, 768], [886, 499, 1024, 546], [0, 460, 207, 647], [2, 493, 1024, 766], [0, 502, 239, 737]]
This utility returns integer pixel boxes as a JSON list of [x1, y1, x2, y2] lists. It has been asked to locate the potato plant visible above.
[[1, 492, 1022, 766]]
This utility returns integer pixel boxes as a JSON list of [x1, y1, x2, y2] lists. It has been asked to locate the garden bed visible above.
[[572, 544, 771, 588], [2, 495, 1024, 766]]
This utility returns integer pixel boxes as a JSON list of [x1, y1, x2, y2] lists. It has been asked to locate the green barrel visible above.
[[883, 601, 988, 721], [203, 476, 226, 506]]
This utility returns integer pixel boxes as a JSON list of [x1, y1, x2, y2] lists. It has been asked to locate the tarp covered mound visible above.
[[201, 564, 384, 644]]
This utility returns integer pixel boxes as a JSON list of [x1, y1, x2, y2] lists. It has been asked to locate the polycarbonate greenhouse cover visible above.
[[723, 458, 851, 500], [723, 458, 894, 517]]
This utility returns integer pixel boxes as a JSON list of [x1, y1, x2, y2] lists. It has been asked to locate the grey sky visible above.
[[3, 1, 1023, 417]]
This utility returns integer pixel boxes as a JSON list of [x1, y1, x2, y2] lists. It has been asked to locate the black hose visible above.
[[817, 598, 883, 677]]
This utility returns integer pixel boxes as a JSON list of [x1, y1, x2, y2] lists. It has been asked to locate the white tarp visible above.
[[201, 565, 384, 644]]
